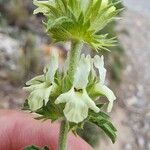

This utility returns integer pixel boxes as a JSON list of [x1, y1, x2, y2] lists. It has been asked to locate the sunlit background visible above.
[[0, 0, 150, 150]]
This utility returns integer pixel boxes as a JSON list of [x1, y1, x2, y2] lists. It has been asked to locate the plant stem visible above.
[[58, 120, 69, 150], [68, 41, 83, 82], [58, 40, 83, 150]]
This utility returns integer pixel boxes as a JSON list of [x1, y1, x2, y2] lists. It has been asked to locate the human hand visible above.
[[0, 110, 93, 150]]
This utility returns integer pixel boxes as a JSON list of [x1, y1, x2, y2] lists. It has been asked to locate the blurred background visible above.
[[0, 0, 149, 150]]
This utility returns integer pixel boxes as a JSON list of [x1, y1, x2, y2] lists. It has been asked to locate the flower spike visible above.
[[22, 0, 119, 146]]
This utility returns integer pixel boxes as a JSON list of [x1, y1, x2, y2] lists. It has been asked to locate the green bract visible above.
[[33, 0, 120, 50]]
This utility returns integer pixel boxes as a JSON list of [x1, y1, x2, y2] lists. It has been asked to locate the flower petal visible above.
[[28, 93, 44, 111], [23, 82, 46, 92], [94, 55, 106, 85], [55, 88, 87, 123], [42, 86, 53, 104], [73, 54, 91, 89], [55, 88, 99, 123], [82, 89, 100, 113], [26, 83, 52, 111], [64, 100, 88, 123], [45, 49, 59, 83], [55, 88, 74, 104], [95, 84, 116, 112], [90, 57, 97, 80], [26, 75, 45, 86]]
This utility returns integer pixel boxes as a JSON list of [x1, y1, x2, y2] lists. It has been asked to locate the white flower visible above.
[[94, 55, 116, 112], [55, 88, 99, 123], [94, 55, 106, 85], [44, 48, 59, 83], [55, 54, 99, 123], [26, 75, 45, 86], [25, 82, 53, 111], [73, 54, 91, 89], [24, 50, 58, 111]]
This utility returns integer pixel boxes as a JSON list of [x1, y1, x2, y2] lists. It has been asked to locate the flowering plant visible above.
[[23, 0, 122, 149]]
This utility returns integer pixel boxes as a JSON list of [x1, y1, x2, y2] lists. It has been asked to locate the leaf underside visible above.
[[23, 145, 49, 150], [89, 110, 117, 143]]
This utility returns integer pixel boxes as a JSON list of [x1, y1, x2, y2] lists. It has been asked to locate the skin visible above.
[[0, 110, 93, 150]]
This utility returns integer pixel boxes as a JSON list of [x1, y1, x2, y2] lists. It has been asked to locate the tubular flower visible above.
[[24, 50, 59, 111], [33, 0, 120, 50], [93, 55, 116, 112], [55, 54, 99, 123]]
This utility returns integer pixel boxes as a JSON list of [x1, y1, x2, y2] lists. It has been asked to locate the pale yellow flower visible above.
[[55, 54, 99, 123], [93, 55, 116, 112], [24, 50, 59, 111]]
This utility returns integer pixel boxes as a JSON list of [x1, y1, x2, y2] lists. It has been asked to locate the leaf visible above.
[[79, 0, 90, 14], [33, 0, 58, 16], [68, 0, 80, 16], [83, 19, 91, 30], [100, 123, 117, 143], [106, 121, 117, 132], [69, 121, 85, 135], [35, 99, 63, 122], [55, 0, 67, 14], [45, 4, 60, 17], [90, 0, 102, 20], [89, 110, 117, 143], [23, 145, 49, 150], [47, 16, 71, 31], [78, 12, 84, 25]]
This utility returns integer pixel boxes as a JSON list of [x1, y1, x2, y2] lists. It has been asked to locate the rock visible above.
[[0, 33, 21, 71], [138, 137, 145, 148], [117, 3, 150, 149], [124, 143, 132, 150]]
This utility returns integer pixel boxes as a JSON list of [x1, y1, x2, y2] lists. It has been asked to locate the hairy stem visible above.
[[58, 120, 69, 150], [58, 41, 83, 150], [68, 41, 83, 82]]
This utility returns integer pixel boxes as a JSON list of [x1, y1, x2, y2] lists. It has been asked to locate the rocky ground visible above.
[[96, 1, 150, 149]]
